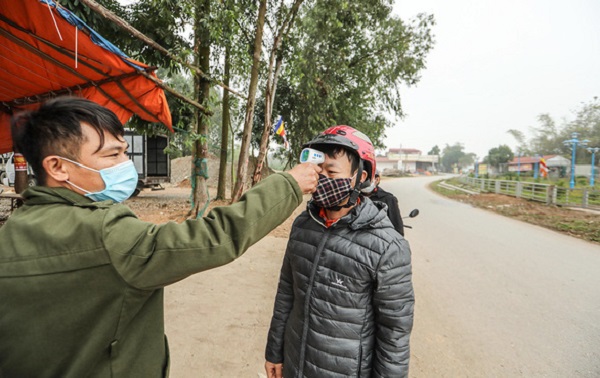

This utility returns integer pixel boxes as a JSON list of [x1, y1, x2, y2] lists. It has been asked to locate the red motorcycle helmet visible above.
[[303, 125, 377, 189]]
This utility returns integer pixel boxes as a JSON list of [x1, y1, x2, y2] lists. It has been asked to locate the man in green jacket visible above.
[[0, 97, 320, 377]]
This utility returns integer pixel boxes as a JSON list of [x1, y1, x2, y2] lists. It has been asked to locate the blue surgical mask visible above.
[[60, 157, 138, 202]]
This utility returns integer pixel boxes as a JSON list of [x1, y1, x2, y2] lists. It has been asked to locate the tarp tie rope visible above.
[[45, 1, 63, 41], [190, 157, 210, 219]]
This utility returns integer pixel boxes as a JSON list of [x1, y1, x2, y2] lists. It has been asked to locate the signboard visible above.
[[508, 163, 532, 172], [478, 163, 488, 175]]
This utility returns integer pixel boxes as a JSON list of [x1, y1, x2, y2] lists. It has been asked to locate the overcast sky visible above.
[[388, 0, 600, 160]]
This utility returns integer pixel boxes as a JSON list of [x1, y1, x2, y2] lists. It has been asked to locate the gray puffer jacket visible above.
[[266, 197, 414, 378]]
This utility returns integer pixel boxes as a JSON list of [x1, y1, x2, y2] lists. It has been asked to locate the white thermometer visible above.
[[299, 148, 325, 164]]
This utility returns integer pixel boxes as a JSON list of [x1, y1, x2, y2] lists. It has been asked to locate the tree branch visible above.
[[77, 0, 246, 100]]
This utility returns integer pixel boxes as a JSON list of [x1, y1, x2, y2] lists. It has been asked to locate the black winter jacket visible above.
[[369, 186, 404, 236], [266, 197, 414, 378]]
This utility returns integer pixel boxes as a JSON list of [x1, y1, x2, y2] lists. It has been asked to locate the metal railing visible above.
[[458, 176, 600, 210]]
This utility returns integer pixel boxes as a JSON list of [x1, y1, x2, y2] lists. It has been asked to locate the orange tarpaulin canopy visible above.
[[0, 0, 172, 154]]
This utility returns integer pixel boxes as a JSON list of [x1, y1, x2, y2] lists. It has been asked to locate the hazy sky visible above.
[[388, 0, 600, 159]]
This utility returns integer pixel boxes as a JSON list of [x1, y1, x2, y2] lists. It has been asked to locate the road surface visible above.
[[164, 176, 599, 377], [382, 175, 600, 377]]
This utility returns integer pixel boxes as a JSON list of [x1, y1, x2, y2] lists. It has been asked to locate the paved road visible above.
[[381, 175, 600, 377]]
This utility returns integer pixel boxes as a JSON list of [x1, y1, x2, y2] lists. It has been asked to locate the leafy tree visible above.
[[506, 129, 530, 156], [484, 145, 513, 168], [441, 143, 471, 172], [529, 114, 562, 155], [562, 97, 600, 163], [62, 0, 437, 203], [428, 145, 440, 156], [458, 153, 477, 169], [272, 0, 435, 166]]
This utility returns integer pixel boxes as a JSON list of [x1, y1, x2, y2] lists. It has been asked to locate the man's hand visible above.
[[265, 361, 283, 378], [287, 163, 321, 194]]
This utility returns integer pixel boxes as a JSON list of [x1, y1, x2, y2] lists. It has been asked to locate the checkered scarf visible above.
[[311, 174, 357, 209]]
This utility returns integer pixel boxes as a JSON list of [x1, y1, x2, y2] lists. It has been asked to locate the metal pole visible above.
[[570, 140, 576, 189], [592, 151, 596, 187], [517, 154, 521, 180], [563, 132, 588, 189], [569, 137, 577, 189], [587, 147, 599, 187]]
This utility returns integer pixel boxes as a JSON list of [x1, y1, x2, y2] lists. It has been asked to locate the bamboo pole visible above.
[[138, 70, 212, 115]]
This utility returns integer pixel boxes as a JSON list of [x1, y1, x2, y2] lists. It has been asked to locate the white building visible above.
[[376, 148, 439, 174]]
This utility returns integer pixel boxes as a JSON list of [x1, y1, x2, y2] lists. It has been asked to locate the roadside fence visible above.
[[458, 176, 600, 211]]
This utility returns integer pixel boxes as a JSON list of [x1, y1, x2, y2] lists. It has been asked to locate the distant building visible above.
[[376, 148, 439, 174], [502, 154, 570, 178], [507, 155, 569, 172]]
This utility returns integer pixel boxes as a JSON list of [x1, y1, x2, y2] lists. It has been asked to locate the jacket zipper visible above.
[[296, 226, 331, 378]]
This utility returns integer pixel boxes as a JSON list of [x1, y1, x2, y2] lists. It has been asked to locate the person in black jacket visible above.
[[366, 171, 405, 236], [265, 126, 414, 378]]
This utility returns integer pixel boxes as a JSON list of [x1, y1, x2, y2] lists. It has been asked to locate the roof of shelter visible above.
[[507, 155, 559, 165], [0, 0, 172, 154]]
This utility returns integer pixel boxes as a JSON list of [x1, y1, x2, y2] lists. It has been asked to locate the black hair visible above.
[[318, 144, 360, 174], [10, 97, 124, 185]]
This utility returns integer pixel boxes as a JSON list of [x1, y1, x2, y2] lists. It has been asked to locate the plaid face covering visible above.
[[312, 173, 357, 209]]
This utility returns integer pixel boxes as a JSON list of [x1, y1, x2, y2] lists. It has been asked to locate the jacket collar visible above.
[[22, 186, 113, 208], [308, 197, 392, 230]]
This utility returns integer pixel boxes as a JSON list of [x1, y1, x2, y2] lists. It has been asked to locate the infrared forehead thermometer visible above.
[[299, 148, 325, 164]]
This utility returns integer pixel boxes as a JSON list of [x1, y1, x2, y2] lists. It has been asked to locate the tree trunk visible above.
[[231, 0, 267, 203], [229, 117, 235, 197], [217, 45, 231, 200], [190, 0, 211, 218], [251, 0, 304, 185], [252, 52, 284, 185]]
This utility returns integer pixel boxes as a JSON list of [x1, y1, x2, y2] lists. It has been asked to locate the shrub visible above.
[[576, 176, 588, 186]]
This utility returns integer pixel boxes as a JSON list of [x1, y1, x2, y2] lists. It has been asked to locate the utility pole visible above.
[[587, 147, 599, 187], [563, 132, 589, 189]]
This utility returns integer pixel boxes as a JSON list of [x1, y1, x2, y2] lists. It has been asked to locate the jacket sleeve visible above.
[[265, 246, 294, 363], [386, 194, 405, 236], [101, 172, 303, 290], [372, 238, 414, 378]]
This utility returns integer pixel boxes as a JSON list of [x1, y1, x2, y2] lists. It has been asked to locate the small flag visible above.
[[539, 157, 548, 178], [272, 116, 289, 149]]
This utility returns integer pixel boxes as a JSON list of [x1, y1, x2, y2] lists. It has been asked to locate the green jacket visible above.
[[0, 173, 302, 377]]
